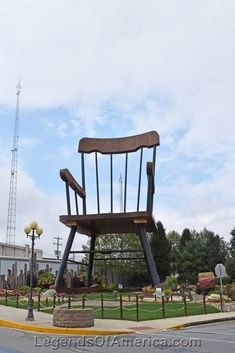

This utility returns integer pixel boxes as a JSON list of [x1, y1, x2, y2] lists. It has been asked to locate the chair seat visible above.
[[60, 212, 157, 236]]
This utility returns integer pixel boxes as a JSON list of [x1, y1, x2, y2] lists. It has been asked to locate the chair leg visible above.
[[87, 235, 96, 287], [55, 226, 76, 287], [137, 224, 160, 286]]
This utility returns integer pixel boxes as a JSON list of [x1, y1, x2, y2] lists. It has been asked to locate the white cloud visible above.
[[0, 0, 235, 253], [0, 164, 87, 257]]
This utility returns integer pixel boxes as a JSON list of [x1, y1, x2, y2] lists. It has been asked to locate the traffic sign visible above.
[[215, 263, 226, 278]]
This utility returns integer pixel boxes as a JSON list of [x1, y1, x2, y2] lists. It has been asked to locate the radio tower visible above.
[[119, 174, 123, 212], [6, 80, 22, 245]]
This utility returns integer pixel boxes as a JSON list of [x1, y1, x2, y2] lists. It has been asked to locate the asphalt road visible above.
[[0, 320, 234, 353]]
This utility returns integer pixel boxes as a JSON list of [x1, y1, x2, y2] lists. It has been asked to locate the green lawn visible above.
[[0, 295, 220, 321]]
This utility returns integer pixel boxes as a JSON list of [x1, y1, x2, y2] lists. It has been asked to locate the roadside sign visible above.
[[215, 263, 226, 278], [215, 263, 226, 307]]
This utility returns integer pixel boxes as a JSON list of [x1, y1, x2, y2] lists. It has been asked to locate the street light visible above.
[[24, 221, 43, 321]]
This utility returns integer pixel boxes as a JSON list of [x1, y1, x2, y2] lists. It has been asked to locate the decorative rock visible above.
[[53, 308, 94, 328]]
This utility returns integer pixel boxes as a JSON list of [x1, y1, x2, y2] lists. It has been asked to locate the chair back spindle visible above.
[[124, 153, 128, 213], [81, 153, 87, 215], [110, 154, 113, 213], [95, 152, 100, 214], [137, 148, 143, 212]]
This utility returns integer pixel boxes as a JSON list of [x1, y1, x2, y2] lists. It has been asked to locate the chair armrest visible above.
[[60, 169, 86, 199]]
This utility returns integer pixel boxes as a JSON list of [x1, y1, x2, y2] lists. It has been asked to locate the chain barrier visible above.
[[139, 306, 163, 313], [101, 306, 120, 311], [91, 307, 101, 313], [85, 294, 102, 301], [165, 306, 185, 312], [122, 306, 137, 311]]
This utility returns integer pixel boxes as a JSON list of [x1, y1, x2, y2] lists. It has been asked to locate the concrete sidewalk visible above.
[[0, 305, 235, 335]]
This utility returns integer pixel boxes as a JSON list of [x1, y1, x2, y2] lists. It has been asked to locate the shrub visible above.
[[37, 269, 55, 289], [163, 276, 178, 292], [33, 287, 43, 293], [107, 283, 117, 291], [164, 288, 173, 297], [225, 284, 235, 300], [19, 285, 29, 294]]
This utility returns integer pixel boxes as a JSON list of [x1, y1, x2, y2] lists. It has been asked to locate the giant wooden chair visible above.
[[55, 131, 160, 291]]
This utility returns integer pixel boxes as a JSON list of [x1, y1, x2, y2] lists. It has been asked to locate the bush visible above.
[[163, 276, 178, 292], [225, 284, 235, 300], [207, 287, 220, 296], [33, 287, 43, 293], [164, 288, 173, 297], [107, 283, 117, 291], [37, 269, 55, 289], [19, 285, 29, 294]]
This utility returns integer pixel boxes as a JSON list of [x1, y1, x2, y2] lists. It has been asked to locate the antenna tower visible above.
[[6, 80, 22, 245], [119, 174, 123, 212]]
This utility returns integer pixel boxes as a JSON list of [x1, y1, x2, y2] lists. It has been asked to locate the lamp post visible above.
[[24, 221, 43, 321]]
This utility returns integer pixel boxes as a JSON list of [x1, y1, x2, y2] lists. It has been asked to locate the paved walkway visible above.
[[0, 305, 235, 335]]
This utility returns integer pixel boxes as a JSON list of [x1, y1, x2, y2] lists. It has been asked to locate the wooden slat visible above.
[[78, 131, 160, 154], [60, 212, 157, 235]]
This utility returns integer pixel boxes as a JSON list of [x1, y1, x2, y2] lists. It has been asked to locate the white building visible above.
[[0, 242, 80, 288]]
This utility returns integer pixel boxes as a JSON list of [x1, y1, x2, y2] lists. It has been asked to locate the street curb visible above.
[[167, 316, 235, 330], [0, 319, 135, 336]]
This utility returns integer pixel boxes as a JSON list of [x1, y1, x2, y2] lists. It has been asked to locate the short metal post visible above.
[[37, 293, 40, 311], [161, 296, 165, 319], [16, 290, 19, 308], [220, 293, 223, 312], [120, 294, 123, 320], [203, 293, 207, 315], [68, 296, 71, 309], [82, 295, 85, 309], [5, 289, 7, 306], [101, 293, 104, 319], [183, 294, 188, 316], [136, 294, 139, 322], [53, 294, 56, 309]]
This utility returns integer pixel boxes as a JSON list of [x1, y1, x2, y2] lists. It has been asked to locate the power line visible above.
[[53, 236, 62, 259]]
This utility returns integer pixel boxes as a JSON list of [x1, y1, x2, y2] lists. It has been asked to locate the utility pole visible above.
[[53, 236, 62, 260], [6, 79, 21, 245]]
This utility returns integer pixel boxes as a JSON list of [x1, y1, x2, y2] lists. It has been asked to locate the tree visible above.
[[82, 233, 148, 287], [180, 228, 192, 249], [200, 229, 228, 271], [229, 227, 235, 257], [178, 228, 229, 283], [149, 221, 171, 282], [178, 237, 208, 283], [167, 230, 181, 275], [225, 257, 235, 280]]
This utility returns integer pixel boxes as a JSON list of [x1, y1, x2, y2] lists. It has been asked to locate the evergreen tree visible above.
[[180, 228, 192, 249], [149, 221, 171, 282], [167, 230, 181, 276], [225, 257, 235, 280], [229, 227, 235, 257], [178, 237, 208, 283], [200, 229, 228, 271]]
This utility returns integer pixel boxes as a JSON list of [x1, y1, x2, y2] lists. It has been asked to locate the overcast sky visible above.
[[0, 0, 235, 258]]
